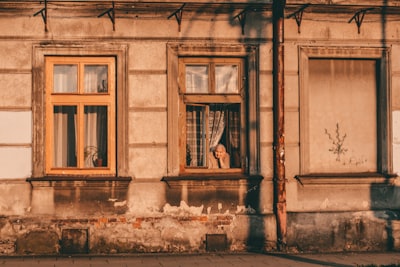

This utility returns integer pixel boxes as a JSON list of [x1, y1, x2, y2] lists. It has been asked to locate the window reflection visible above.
[[53, 65, 78, 93], [215, 65, 239, 93], [84, 65, 108, 93], [185, 65, 209, 93]]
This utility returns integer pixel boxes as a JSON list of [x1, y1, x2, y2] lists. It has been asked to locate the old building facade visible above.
[[1, 0, 400, 254]]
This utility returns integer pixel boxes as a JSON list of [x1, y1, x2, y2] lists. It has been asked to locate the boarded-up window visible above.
[[306, 59, 377, 173]]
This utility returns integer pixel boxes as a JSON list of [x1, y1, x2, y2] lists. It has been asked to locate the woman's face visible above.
[[214, 146, 225, 159]]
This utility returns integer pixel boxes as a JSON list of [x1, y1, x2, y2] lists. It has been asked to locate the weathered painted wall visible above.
[[0, 3, 276, 254], [282, 9, 400, 251], [0, 1, 399, 254]]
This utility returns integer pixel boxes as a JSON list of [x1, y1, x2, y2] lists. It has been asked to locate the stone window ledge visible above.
[[26, 176, 132, 188], [161, 174, 263, 188], [294, 172, 397, 185]]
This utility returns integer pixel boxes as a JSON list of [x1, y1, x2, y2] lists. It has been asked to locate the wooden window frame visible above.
[[45, 57, 116, 175], [179, 57, 245, 174], [32, 44, 129, 178], [166, 43, 260, 177]]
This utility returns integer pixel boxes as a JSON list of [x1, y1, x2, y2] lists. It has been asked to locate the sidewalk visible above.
[[1, 252, 400, 267]]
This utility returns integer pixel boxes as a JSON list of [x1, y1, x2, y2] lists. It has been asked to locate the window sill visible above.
[[161, 173, 263, 188], [162, 173, 263, 182], [26, 176, 132, 188], [294, 172, 397, 185]]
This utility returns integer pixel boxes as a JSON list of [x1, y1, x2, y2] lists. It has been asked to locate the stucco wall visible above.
[[0, 1, 399, 254]]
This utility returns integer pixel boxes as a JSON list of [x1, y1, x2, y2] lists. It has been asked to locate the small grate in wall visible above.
[[61, 229, 89, 254], [205, 234, 227, 252]]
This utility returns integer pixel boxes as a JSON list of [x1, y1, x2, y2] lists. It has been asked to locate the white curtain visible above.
[[209, 108, 225, 151], [84, 106, 108, 168], [84, 110, 98, 167], [53, 107, 77, 167], [53, 111, 67, 167]]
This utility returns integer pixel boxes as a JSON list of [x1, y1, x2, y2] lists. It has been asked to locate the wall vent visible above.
[[205, 234, 227, 252], [61, 229, 89, 254]]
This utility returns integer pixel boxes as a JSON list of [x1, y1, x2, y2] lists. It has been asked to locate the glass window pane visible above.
[[208, 104, 241, 168], [84, 65, 108, 93], [185, 65, 209, 93], [215, 65, 239, 94], [186, 105, 206, 167], [84, 106, 108, 168], [53, 106, 77, 167], [53, 65, 78, 93]]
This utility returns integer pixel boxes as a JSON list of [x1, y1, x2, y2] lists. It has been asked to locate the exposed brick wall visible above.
[[0, 214, 274, 255]]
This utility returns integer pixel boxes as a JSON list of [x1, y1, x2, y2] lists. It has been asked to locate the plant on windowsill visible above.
[[84, 146, 104, 167]]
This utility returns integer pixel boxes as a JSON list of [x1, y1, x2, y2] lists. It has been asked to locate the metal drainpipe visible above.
[[272, 0, 287, 251]]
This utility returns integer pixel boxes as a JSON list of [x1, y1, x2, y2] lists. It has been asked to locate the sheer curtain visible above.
[[84, 108, 98, 167], [209, 104, 225, 150], [53, 106, 77, 167], [84, 106, 108, 167]]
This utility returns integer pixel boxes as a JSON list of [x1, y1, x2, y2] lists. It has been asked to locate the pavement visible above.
[[1, 252, 400, 267]]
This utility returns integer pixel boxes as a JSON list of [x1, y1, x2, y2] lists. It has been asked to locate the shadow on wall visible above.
[[371, 178, 400, 251], [165, 0, 270, 252], [163, 177, 267, 252], [371, 0, 399, 252], [245, 180, 266, 252]]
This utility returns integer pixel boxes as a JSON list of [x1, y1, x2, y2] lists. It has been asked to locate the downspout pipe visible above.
[[272, 0, 287, 251]]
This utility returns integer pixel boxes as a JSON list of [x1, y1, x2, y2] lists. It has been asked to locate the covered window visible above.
[[179, 58, 245, 173], [45, 57, 116, 175], [299, 47, 390, 175]]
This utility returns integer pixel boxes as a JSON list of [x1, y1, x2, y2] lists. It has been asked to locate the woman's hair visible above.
[[215, 144, 226, 152]]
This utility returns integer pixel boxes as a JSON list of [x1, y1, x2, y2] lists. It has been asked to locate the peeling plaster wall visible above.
[[0, 4, 276, 254], [0, 2, 399, 255]]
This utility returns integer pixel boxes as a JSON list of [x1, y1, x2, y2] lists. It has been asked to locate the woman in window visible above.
[[209, 144, 230, 169]]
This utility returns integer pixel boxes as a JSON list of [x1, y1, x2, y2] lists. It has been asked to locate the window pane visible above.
[[53, 106, 77, 167], [307, 59, 377, 172], [209, 104, 241, 168], [53, 65, 77, 93], [186, 105, 206, 167], [215, 65, 239, 94], [185, 65, 209, 93], [84, 106, 108, 168], [84, 65, 108, 93]]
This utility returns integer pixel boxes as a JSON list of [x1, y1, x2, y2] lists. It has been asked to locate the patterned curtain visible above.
[[227, 105, 240, 167], [186, 106, 205, 167]]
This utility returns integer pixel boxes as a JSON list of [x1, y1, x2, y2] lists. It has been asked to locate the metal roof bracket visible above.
[[98, 1, 115, 31], [33, 0, 48, 32], [234, 9, 247, 35], [287, 3, 310, 34], [348, 8, 374, 34], [168, 3, 186, 32]]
